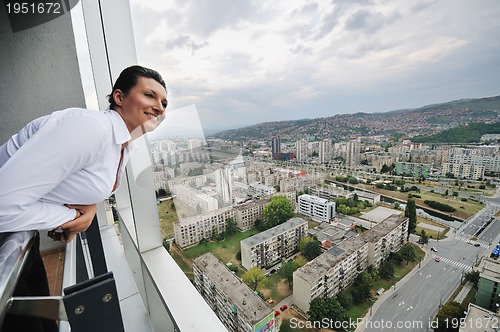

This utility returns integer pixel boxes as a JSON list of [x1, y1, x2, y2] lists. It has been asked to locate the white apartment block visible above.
[[293, 237, 369, 313], [241, 218, 308, 270], [234, 199, 268, 231], [193, 253, 276, 332], [361, 214, 409, 268], [215, 167, 234, 205], [171, 185, 218, 213], [319, 139, 332, 164], [297, 194, 336, 223], [174, 207, 234, 248], [442, 162, 485, 180], [248, 182, 276, 198], [296, 139, 309, 161], [346, 139, 361, 167]]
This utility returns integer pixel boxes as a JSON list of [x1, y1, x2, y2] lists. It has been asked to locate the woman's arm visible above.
[[0, 111, 107, 232]]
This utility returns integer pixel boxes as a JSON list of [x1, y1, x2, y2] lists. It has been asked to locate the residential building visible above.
[[215, 167, 233, 205], [346, 139, 361, 167], [174, 207, 235, 248], [193, 253, 275, 332], [395, 162, 431, 178], [296, 139, 309, 162], [361, 215, 409, 268], [308, 186, 351, 201], [240, 218, 308, 269], [234, 198, 268, 231], [293, 237, 369, 313], [297, 194, 336, 223], [476, 257, 500, 311], [441, 162, 485, 180], [248, 182, 276, 198], [319, 139, 332, 163]]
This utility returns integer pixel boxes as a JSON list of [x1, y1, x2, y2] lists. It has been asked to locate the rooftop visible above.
[[193, 253, 271, 325], [460, 303, 499, 332], [361, 214, 407, 243], [294, 236, 367, 284], [298, 194, 332, 205], [479, 257, 500, 283]]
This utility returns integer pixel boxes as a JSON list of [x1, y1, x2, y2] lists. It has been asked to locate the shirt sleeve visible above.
[[0, 111, 108, 231]]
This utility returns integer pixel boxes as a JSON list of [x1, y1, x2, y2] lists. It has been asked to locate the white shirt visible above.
[[0, 108, 132, 232]]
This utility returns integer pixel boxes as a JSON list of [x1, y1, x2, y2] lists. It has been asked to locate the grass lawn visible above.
[[157, 200, 178, 239], [416, 217, 449, 240], [354, 183, 484, 220], [183, 229, 259, 265]]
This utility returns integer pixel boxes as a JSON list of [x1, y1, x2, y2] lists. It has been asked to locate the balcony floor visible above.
[[41, 247, 65, 296]]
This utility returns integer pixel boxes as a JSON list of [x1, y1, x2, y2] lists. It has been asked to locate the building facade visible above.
[[297, 194, 336, 223], [241, 218, 308, 269], [395, 162, 431, 178], [476, 257, 500, 311], [174, 207, 235, 248], [193, 253, 276, 332], [293, 237, 369, 313], [361, 215, 409, 268]]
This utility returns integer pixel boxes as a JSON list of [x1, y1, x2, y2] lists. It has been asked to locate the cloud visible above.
[[122, 0, 500, 131]]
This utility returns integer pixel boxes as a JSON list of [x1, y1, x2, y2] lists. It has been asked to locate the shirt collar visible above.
[[108, 109, 131, 145]]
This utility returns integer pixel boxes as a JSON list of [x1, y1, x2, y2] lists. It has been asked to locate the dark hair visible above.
[[107, 65, 166, 110]]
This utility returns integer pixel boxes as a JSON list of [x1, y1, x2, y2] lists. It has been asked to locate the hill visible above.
[[412, 122, 500, 143], [212, 95, 500, 142]]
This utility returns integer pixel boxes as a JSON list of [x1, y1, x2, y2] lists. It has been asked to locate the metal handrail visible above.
[[0, 231, 36, 327]]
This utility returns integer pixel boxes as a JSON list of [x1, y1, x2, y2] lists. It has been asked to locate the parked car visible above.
[[274, 310, 280, 316], [280, 305, 288, 311]]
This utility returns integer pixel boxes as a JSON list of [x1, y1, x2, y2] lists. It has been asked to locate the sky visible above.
[[83, 0, 500, 134]]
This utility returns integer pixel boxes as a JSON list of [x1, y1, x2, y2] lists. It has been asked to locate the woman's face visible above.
[[115, 77, 168, 135]]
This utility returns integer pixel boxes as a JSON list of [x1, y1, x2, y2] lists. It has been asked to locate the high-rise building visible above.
[[271, 137, 281, 160], [215, 167, 233, 205], [319, 139, 332, 163], [296, 139, 308, 162], [346, 139, 361, 167]]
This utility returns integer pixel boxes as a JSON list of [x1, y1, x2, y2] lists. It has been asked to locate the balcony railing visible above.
[[0, 210, 227, 332]]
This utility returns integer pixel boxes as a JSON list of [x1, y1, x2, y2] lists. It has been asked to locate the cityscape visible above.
[[145, 97, 500, 332]]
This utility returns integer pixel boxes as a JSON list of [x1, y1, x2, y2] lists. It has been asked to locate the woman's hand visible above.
[[58, 204, 97, 243]]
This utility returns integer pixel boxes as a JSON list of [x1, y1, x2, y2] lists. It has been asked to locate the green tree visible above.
[[419, 229, 429, 244], [263, 196, 294, 227], [464, 271, 480, 287], [337, 292, 353, 309], [351, 271, 374, 303], [399, 244, 416, 264], [280, 261, 298, 288], [242, 267, 267, 291], [308, 297, 349, 332], [434, 302, 466, 332], [225, 217, 237, 236], [405, 199, 417, 236], [299, 237, 322, 260], [379, 260, 395, 279]]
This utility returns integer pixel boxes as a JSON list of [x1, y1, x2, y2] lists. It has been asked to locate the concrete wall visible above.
[[0, 4, 85, 249], [0, 4, 85, 143]]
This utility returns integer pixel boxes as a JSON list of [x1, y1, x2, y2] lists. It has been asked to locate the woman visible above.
[[0, 65, 168, 331]]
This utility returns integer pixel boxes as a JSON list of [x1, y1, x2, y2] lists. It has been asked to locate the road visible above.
[[362, 188, 500, 332], [363, 238, 484, 332]]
